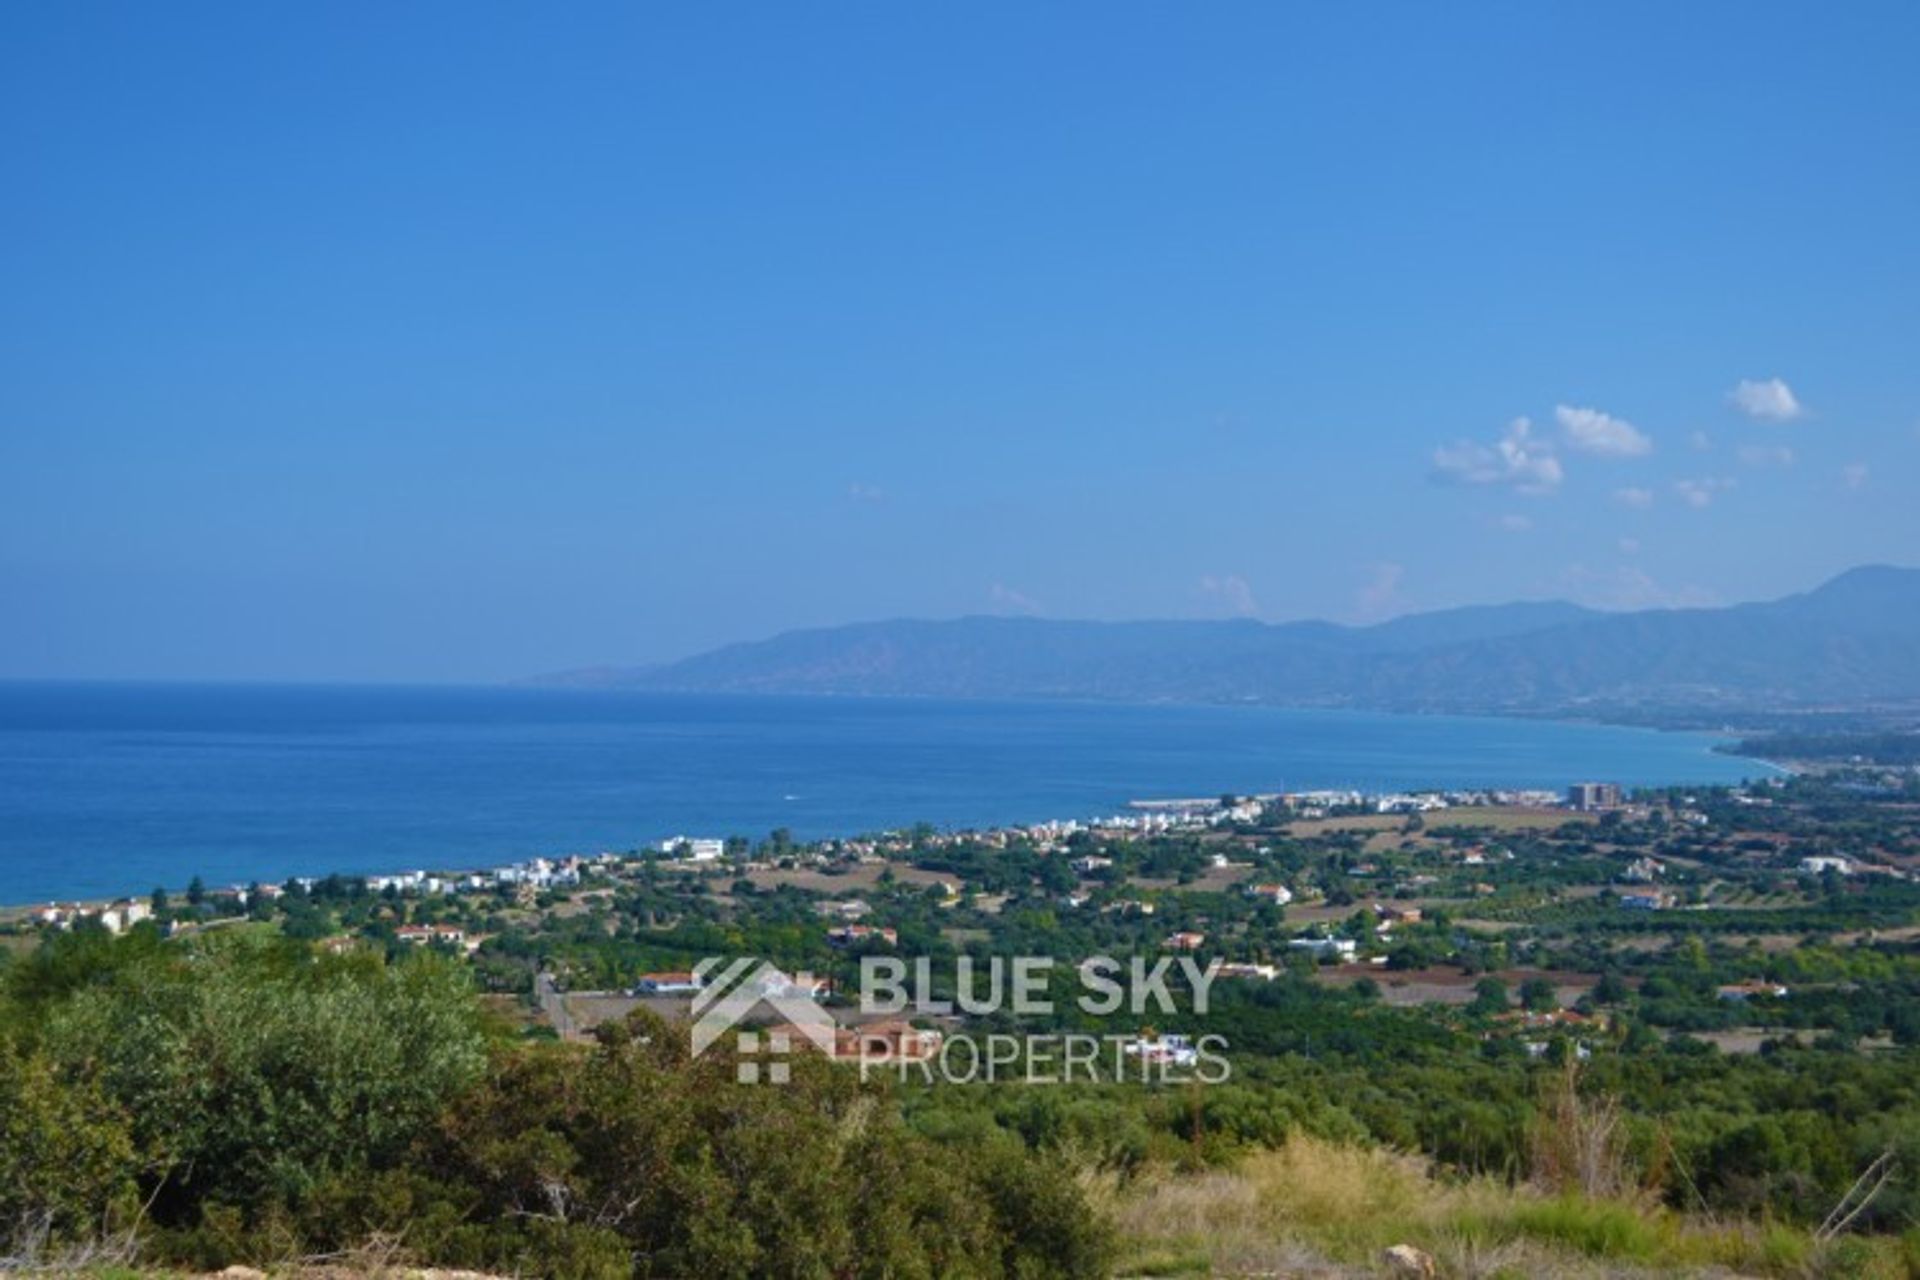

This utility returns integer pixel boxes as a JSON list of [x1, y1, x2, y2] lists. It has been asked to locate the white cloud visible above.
[[1492, 513, 1533, 533], [1841, 462, 1870, 490], [1355, 561, 1405, 620], [1198, 573, 1259, 617], [1612, 486, 1655, 509], [1617, 537, 1642, 555], [845, 482, 887, 504], [1728, 377, 1803, 422], [1689, 430, 1712, 452], [1674, 476, 1736, 509], [1430, 417, 1564, 494], [1561, 565, 1718, 611], [1737, 444, 1796, 468], [988, 582, 1040, 615], [1556, 404, 1652, 457]]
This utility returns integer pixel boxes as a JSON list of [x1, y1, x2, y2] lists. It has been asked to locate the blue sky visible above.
[[4, 3, 1917, 682]]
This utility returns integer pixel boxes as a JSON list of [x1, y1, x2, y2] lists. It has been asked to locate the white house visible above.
[[1215, 962, 1279, 981], [396, 923, 467, 947], [1621, 857, 1664, 884], [633, 971, 704, 996], [1121, 1033, 1199, 1067], [94, 899, 152, 934], [658, 837, 726, 862], [1287, 936, 1358, 961], [755, 971, 830, 1000]]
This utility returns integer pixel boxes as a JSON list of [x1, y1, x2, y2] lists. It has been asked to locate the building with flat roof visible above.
[[1568, 781, 1624, 811]]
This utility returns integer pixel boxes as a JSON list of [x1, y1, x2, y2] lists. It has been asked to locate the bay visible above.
[[0, 681, 1766, 904]]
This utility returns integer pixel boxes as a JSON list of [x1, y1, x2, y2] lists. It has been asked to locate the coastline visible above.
[[0, 771, 1783, 921], [0, 684, 1780, 914]]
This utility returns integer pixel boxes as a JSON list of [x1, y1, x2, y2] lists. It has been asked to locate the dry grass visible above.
[[1132, 870, 1254, 895], [1313, 965, 1600, 1010], [0, 1214, 142, 1275], [1530, 1062, 1638, 1202], [1107, 1137, 1514, 1275], [1433, 807, 1599, 833], [742, 863, 886, 893], [561, 992, 655, 1031], [1105, 1134, 1903, 1278], [1282, 807, 1590, 839], [1282, 814, 1411, 837]]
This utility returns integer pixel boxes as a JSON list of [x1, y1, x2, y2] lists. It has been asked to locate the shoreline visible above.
[[0, 684, 1782, 915], [0, 763, 1785, 921]]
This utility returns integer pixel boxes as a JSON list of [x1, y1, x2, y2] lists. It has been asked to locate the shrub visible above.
[[0, 1044, 139, 1249], [412, 1010, 1112, 1279], [40, 932, 487, 1216]]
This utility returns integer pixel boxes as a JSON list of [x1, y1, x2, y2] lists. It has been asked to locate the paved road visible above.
[[534, 971, 579, 1040]]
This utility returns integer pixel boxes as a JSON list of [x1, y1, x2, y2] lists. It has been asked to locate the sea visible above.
[[0, 681, 1769, 905]]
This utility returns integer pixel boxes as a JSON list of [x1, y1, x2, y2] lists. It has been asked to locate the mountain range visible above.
[[540, 566, 1920, 719]]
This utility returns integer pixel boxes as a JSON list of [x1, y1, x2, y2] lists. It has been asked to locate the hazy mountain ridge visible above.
[[543, 566, 1920, 715]]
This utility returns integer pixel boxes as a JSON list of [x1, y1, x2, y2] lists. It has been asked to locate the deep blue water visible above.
[[0, 682, 1766, 905]]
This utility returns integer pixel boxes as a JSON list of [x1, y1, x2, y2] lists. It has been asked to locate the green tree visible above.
[[1519, 977, 1558, 1012], [1471, 977, 1510, 1015]]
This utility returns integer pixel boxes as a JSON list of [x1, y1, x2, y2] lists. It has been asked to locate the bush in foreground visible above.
[[2, 931, 1112, 1278]]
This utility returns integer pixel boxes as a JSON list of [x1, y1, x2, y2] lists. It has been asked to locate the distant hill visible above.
[[539, 566, 1920, 717]]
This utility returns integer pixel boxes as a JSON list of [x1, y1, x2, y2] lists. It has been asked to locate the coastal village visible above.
[[5, 781, 1661, 929], [3, 780, 1698, 940], [11, 770, 1919, 1071], [13, 763, 1919, 1279]]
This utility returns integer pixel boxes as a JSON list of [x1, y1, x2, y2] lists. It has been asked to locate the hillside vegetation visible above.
[[0, 931, 1107, 1278], [13, 774, 1920, 1276], [7, 932, 1920, 1277]]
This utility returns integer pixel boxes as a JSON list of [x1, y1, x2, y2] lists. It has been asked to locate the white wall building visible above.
[[658, 836, 726, 862]]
